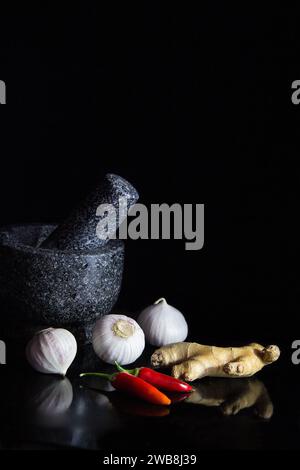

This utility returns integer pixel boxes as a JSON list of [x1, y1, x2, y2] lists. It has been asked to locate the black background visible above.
[[0, 2, 299, 456], [0, 4, 292, 347]]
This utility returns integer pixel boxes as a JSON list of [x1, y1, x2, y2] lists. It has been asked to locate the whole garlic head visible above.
[[26, 328, 77, 376], [138, 298, 188, 346], [92, 314, 145, 365]]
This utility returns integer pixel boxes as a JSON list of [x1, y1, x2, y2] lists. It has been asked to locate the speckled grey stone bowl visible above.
[[0, 224, 124, 343]]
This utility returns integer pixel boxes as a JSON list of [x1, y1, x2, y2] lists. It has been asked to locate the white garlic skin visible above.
[[138, 298, 188, 346], [92, 314, 145, 365], [26, 328, 77, 376]]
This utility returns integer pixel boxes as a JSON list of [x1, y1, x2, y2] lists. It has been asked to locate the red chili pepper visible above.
[[80, 371, 171, 406], [115, 363, 193, 393]]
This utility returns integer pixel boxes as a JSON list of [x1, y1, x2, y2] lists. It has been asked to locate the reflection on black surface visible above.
[[167, 392, 191, 404], [24, 373, 121, 449], [28, 376, 73, 416], [186, 378, 273, 419], [106, 392, 170, 417], [84, 377, 273, 419], [79, 374, 115, 393], [3, 347, 299, 450]]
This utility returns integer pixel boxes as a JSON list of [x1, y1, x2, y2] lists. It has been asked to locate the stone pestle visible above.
[[41, 173, 139, 252]]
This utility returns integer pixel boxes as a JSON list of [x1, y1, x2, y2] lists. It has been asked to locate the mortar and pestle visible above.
[[0, 174, 138, 343]]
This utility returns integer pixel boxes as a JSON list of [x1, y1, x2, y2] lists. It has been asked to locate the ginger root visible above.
[[151, 342, 280, 381]]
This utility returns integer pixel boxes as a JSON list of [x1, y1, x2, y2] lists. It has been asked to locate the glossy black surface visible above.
[[0, 342, 299, 452]]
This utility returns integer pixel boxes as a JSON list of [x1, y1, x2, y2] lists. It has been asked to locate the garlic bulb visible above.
[[26, 328, 77, 376], [138, 298, 188, 346], [92, 314, 145, 365]]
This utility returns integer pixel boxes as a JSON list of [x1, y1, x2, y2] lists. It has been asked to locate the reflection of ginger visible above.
[[186, 378, 274, 419], [151, 342, 280, 382]]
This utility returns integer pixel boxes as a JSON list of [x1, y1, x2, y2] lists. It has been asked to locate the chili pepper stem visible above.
[[115, 362, 139, 376]]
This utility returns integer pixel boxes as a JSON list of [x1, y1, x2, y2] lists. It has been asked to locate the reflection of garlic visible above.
[[31, 377, 73, 415], [92, 314, 145, 365], [138, 298, 188, 346], [26, 328, 77, 376]]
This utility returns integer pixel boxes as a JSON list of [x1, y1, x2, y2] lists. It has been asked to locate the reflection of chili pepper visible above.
[[80, 372, 171, 406], [167, 392, 191, 404], [116, 363, 193, 393], [110, 393, 170, 417]]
